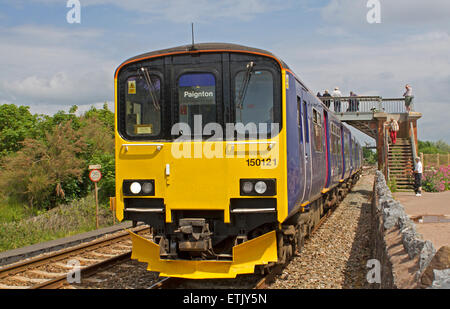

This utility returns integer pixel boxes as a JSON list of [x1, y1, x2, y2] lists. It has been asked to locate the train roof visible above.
[[116, 42, 290, 76]]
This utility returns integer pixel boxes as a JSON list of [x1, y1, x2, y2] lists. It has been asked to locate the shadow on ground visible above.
[[342, 187, 373, 289]]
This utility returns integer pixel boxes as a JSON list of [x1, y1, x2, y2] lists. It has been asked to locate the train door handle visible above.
[[165, 164, 170, 176]]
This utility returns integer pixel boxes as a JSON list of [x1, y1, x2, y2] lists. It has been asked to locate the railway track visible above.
[[0, 172, 369, 290], [0, 225, 150, 289]]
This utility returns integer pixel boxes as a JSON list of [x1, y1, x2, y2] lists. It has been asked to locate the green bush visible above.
[[363, 148, 377, 165], [387, 177, 397, 193], [0, 103, 115, 212]]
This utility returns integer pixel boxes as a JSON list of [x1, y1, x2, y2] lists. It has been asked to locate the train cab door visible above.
[[302, 94, 312, 202]]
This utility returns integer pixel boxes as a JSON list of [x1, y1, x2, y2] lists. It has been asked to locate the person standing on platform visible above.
[[322, 90, 331, 109], [413, 157, 423, 197], [332, 87, 342, 112], [348, 91, 359, 111], [389, 118, 399, 144], [403, 84, 414, 112]]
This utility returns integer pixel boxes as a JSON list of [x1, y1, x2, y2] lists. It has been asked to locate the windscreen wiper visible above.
[[140, 67, 160, 111], [236, 61, 255, 115]]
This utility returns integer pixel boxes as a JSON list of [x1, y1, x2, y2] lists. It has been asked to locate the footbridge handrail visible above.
[[319, 96, 407, 114]]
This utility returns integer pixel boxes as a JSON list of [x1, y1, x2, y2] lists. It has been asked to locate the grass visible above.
[[0, 194, 115, 252], [388, 177, 398, 193], [0, 197, 30, 223]]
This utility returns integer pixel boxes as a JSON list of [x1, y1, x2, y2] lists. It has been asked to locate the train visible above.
[[112, 43, 363, 279]]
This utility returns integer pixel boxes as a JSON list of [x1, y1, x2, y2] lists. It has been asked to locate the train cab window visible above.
[[312, 108, 322, 152], [178, 73, 217, 132], [125, 74, 161, 137], [235, 70, 274, 133]]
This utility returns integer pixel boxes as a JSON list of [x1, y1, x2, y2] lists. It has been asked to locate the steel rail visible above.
[[32, 252, 132, 289], [0, 225, 149, 287]]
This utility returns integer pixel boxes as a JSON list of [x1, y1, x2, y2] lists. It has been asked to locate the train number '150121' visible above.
[[246, 158, 277, 167]]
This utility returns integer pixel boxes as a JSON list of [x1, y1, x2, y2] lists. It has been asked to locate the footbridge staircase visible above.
[[319, 96, 422, 191]]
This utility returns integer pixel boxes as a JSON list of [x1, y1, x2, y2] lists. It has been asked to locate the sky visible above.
[[0, 0, 449, 145]]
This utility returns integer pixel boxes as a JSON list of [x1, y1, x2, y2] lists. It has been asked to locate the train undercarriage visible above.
[[126, 171, 361, 278]]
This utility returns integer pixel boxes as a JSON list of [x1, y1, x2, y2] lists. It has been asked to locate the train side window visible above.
[[303, 101, 309, 143], [344, 132, 350, 165], [330, 123, 341, 155], [125, 75, 161, 136], [312, 108, 322, 152], [297, 96, 302, 143], [178, 73, 217, 133]]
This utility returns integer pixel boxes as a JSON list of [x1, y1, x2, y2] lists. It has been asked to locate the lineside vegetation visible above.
[[0, 103, 115, 221]]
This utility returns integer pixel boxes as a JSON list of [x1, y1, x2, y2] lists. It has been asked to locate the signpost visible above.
[[89, 166, 102, 229]]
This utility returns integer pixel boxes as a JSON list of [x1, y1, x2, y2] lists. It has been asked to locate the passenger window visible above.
[[303, 101, 309, 143], [178, 73, 216, 131], [330, 123, 341, 155], [297, 96, 302, 143], [312, 108, 322, 152], [344, 133, 350, 166], [125, 74, 161, 136]]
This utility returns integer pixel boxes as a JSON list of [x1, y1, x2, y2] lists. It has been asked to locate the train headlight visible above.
[[240, 179, 276, 196], [123, 180, 155, 196], [254, 181, 267, 194], [130, 182, 142, 194], [242, 181, 253, 194], [142, 182, 153, 194]]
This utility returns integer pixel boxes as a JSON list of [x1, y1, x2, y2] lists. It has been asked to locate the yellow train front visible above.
[[113, 43, 362, 279]]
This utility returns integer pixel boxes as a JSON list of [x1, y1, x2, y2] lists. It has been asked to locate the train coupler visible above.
[[174, 218, 213, 252]]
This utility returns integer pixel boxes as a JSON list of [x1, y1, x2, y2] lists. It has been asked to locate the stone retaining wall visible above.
[[371, 171, 449, 289]]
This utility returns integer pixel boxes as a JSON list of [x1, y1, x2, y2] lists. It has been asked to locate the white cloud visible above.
[[321, 0, 450, 27], [31, 0, 292, 23], [1, 69, 112, 104], [0, 24, 116, 107], [275, 29, 450, 143]]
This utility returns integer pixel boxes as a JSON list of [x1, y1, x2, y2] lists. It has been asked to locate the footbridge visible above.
[[319, 96, 422, 191]]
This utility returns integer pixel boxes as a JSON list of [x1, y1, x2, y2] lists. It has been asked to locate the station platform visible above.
[[0, 221, 135, 267], [394, 191, 450, 250]]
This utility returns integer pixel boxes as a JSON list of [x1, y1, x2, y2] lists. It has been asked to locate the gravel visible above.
[[268, 168, 375, 289]]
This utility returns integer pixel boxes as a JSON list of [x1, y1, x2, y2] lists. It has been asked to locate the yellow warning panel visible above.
[[128, 80, 136, 94], [128, 230, 278, 279]]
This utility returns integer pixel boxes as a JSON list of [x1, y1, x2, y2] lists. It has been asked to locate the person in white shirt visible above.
[[413, 157, 423, 196], [332, 87, 342, 112], [403, 84, 414, 112]]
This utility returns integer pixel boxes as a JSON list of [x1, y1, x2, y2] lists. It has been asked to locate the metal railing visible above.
[[384, 125, 390, 180], [410, 122, 418, 163], [319, 96, 407, 114]]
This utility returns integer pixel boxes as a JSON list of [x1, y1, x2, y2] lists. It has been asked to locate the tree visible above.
[[0, 104, 38, 157], [363, 147, 377, 165], [0, 121, 86, 209], [418, 140, 450, 154]]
